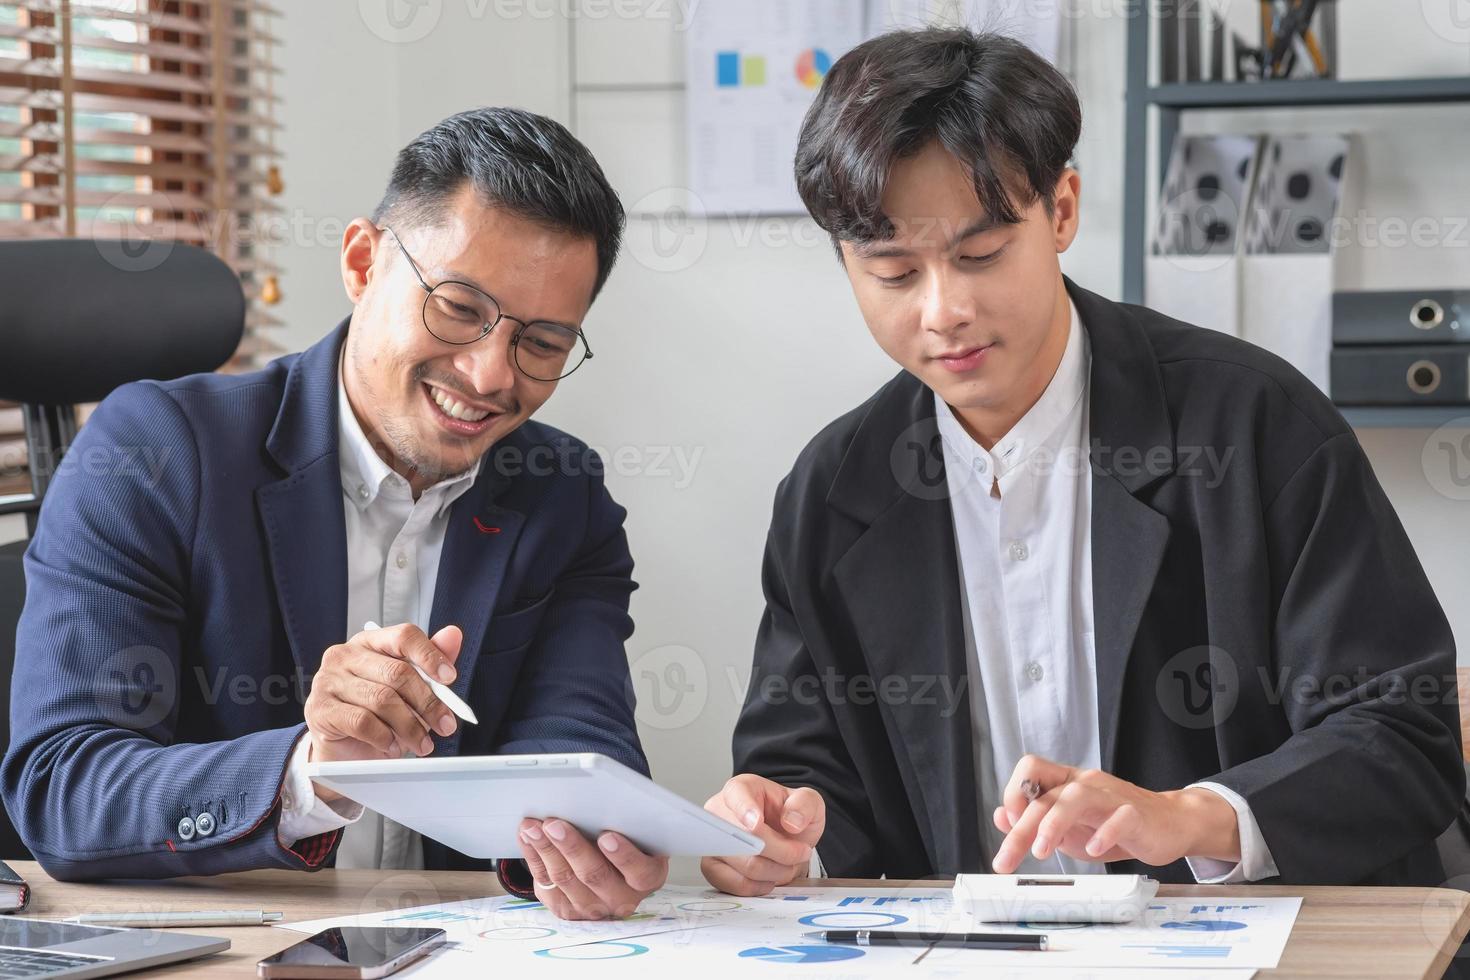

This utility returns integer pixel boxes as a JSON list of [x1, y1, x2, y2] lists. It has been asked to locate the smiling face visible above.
[[339, 182, 599, 493], [840, 141, 1081, 447]]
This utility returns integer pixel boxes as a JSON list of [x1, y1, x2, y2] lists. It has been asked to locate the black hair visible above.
[[372, 106, 625, 299], [794, 28, 1081, 248]]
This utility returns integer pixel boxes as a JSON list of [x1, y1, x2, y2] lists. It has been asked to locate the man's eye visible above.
[[962, 248, 1004, 266], [874, 270, 914, 286], [433, 296, 481, 322]]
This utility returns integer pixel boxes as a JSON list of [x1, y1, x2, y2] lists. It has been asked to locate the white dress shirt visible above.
[[276, 360, 479, 867], [932, 298, 1278, 883]]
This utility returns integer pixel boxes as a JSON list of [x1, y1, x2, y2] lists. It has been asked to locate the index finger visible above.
[[362, 623, 458, 685]]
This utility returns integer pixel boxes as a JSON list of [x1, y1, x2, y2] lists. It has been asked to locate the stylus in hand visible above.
[[363, 621, 478, 725]]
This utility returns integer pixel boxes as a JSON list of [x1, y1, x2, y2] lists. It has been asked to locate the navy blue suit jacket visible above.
[[3, 321, 647, 879]]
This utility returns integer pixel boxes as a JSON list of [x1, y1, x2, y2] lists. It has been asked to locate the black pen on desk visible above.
[[819, 930, 1047, 951]]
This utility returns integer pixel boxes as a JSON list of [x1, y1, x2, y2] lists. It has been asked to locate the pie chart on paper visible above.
[[738, 944, 865, 964], [795, 48, 833, 89]]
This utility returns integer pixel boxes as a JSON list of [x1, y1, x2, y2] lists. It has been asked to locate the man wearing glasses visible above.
[[4, 108, 667, 919]]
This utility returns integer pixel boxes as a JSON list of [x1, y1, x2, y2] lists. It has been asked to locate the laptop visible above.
[[0, 917, 227, 977]]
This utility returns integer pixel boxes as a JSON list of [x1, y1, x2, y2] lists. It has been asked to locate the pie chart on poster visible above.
[[795, 47, 833, 89], [739, 944, 865, 964]]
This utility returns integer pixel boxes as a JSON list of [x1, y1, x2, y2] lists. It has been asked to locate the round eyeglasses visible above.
[[383, 226, 593, 382]]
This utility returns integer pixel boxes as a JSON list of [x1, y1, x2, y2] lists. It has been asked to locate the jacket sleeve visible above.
[[731, 510, 882, 877], [492, 455, 647, 776], [2, 382, 338, 880], [1207, 430, 1463, 884]]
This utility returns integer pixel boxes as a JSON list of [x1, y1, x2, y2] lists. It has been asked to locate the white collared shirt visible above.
[[276, 361, 479, 868], [933, 298, 1278, 883]]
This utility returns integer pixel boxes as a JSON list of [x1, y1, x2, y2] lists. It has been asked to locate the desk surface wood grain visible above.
[[9, 863, 1470, 978]]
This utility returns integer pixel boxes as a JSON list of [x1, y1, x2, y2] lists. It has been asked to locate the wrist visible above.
[[1168, 787, 1240, 863], [304, 736, 343, 804]]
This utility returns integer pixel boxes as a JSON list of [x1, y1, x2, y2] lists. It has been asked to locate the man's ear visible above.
[[1052, 168, 1081, 253], [341, 217, 382, 305]]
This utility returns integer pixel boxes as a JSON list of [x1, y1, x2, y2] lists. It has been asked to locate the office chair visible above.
[[0, 239, 245, 860]]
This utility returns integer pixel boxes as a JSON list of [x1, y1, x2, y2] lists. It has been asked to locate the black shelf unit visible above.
[[1338, 406, 1470, 429], [1121, 3, 1470, 427]]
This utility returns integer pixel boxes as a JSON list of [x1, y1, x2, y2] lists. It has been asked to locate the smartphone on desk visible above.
[[257, 926, 446, 978]]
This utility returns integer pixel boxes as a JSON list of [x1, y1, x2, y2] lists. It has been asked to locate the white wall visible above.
[[271, 2, 404, 352]]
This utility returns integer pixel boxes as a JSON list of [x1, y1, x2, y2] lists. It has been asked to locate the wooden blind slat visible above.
[[8, 1, 281, 43]]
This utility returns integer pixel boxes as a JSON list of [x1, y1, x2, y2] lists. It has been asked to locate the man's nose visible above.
[[918, 267, 977, 336], [455, 326, 519, 396]]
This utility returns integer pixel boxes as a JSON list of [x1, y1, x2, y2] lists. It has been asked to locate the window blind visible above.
[[0, 0, 284, 506]]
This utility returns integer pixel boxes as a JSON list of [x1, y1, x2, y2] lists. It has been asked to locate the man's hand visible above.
[[700, 775, 825, 896], [303, 623, 464, 802], [991, 755, 1240, 873], [517, 818, 669, 920]]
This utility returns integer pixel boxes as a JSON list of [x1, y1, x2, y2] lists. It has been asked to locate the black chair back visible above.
[[0, 238, 246, 860]]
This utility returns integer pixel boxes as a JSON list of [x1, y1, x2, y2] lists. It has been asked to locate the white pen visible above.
[[363, 621, 478, 725], [68, 911, 284, 928]]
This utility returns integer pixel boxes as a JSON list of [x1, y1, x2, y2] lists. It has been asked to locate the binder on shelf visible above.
[[1333, 289, 1469, 346], [1157, 0, 1180, 82], [1331, 346, 1470, 406], [1180, 0, 1202, 81]]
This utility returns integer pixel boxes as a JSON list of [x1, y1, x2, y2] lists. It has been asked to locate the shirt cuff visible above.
[[809, 850, 826, 878], [1184, 781, 1280, 884], [276, 735, 365, 847], [497, 859, 537, 900]]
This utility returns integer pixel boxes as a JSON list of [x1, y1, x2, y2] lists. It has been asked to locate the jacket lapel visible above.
[[1090, 477, 1170, 771], [427, 436, 528, 756], [1068, 280, 1176, 773], [829, 377, 982, 875], [256, 319, 351, 679]]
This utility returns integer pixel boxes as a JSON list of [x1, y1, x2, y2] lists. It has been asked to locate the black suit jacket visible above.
[[732, 278, 1464, 886]]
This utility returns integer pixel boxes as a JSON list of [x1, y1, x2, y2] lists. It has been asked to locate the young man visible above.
[[702, 28, 1463, 894], [5, 108, 665, 920]]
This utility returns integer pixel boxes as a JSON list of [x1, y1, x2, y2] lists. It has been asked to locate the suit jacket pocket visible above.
[[486, 587, 555, 654]]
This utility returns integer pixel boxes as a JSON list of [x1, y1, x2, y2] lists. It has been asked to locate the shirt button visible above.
[[1026, 662, 1044, 682], [1009, 541, 1029, 561], [357, 484, 369, 501], [972, 457, 987, 476], [395, 553, 408, 569], [282, 791, 295, 811]]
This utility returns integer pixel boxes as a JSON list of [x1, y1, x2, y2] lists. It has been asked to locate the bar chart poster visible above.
[[685, 0, 865, 214]]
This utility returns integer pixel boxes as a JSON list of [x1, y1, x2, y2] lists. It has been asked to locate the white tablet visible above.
[[306, 753, 764, 860]]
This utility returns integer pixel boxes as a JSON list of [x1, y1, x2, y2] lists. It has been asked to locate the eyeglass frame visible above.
[[380, 224, 594, 382]]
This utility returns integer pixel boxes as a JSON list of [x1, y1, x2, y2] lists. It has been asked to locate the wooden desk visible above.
[[10, 862, 1470, 978]]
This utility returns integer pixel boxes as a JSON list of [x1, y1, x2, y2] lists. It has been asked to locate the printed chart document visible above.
[[684, 0, 865, 214], [281, 883, 1296, 976]]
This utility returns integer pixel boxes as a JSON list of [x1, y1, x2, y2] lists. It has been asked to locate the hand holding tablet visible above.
[[308, 753, 764, 921]]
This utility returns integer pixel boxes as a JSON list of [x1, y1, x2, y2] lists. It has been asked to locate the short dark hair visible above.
[[372, 106, 625, 300], [794, 29, 1081, 248]]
